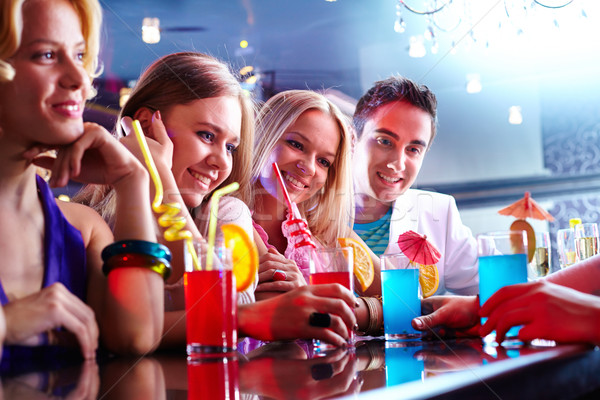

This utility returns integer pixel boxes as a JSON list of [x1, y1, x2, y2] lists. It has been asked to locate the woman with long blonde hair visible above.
[[246, 90, 381, 301], [250, 90, 354, 246], [0, 0, 163, 356]]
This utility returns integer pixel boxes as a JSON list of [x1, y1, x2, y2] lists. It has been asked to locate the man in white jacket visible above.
[[352, 76, 478, 295]]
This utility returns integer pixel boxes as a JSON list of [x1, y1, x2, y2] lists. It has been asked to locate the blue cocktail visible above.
[[478, 231, 528, 340], [381, 253, 421, 340], [479, 253, 528, 303]]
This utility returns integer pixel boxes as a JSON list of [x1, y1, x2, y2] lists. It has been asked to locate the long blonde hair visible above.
[[249, 90, 354, 247], [75, 52, 255, 226], [0, 0, 102, 82]]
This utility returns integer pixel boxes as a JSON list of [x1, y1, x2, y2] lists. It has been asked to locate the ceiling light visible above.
[[466, 74, 482, 94], [142, 17, 160, 44], [394, 2, 406, 33], [408, 36, 426, 58], [394, 0, 584, 54], [509, 106, 523, 125]]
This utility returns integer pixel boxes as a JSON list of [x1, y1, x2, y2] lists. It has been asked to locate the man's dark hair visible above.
[[353, 76, 437, 143]]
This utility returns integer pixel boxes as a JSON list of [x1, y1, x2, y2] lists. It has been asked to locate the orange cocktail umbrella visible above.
[[497, 191, 554, 221], [397, 230, 441, 266], [498, 192, 554, 262]]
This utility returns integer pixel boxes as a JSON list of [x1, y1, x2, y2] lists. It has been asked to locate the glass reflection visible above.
[[187, 356, 239, 400], [384, 340, 424, 387], [239, 342, 360, 399]]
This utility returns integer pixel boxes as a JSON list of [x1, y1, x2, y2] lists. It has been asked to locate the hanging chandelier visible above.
[[394, 0, 589, 57]]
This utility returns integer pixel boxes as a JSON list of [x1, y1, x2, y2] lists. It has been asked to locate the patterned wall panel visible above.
[[542, 78, 600, 271]]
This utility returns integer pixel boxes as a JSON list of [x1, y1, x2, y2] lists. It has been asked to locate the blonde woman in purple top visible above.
[[0, 0, 164, 357]]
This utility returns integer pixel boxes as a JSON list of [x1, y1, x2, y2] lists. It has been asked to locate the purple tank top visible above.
[[0, 175, 87, 305]]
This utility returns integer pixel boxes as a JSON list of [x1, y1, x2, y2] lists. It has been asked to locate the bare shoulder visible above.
[[56, 199, 113, 247]]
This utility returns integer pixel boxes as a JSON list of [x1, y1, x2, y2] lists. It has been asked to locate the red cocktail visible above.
[[184, 269, 237, 357], [309, 247, 354, 346], [309, 271, 352, 289]]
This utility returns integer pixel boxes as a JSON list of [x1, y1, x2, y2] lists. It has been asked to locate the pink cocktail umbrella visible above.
[[397, 230, 441, 266]]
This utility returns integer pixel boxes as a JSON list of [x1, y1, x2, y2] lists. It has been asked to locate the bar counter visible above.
[[1, 337, 599, 399]]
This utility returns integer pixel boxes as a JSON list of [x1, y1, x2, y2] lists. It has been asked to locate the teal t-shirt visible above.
[[353, 207, 392, 256]]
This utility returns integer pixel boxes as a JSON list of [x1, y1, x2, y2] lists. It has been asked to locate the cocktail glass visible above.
[[478, 230, 528, 341], [528, 231, 551, 280], [556, 228, 577, 269], [380, 252, 422, 341], [309, 247, 354, 348], [184, 241, 237, 358], [574, 223, 599, 261]]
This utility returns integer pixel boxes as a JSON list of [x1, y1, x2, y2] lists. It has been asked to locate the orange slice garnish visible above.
[[221, 224, 258, 292], [416, 263, 439, 298], [337, 237, 374, 292], [510, 219, 536, 262]]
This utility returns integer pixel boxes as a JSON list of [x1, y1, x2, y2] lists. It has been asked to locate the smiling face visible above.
[[354, 100, 432, 205], [0, 0, 90, 148], [165, 96, 242, 208], [259, 109, 341, 205]]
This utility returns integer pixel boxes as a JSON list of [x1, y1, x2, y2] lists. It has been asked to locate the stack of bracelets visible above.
[[358, 295, 384, 337], [101, 240, 172, 281]]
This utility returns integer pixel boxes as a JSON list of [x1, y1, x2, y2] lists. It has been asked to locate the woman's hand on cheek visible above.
[[31, 122, 145, 188], [120, 112, 173, 172]]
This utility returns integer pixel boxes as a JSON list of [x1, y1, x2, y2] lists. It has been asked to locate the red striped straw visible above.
[[272, 162, 300, 220]]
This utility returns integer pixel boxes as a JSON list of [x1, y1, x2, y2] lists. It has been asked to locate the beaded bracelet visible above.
[[101, 240, 171, 262], [102, 252, 172, 280]]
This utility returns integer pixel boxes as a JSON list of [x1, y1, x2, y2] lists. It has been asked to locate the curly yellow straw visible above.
[[131, 120, 200, 270]]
